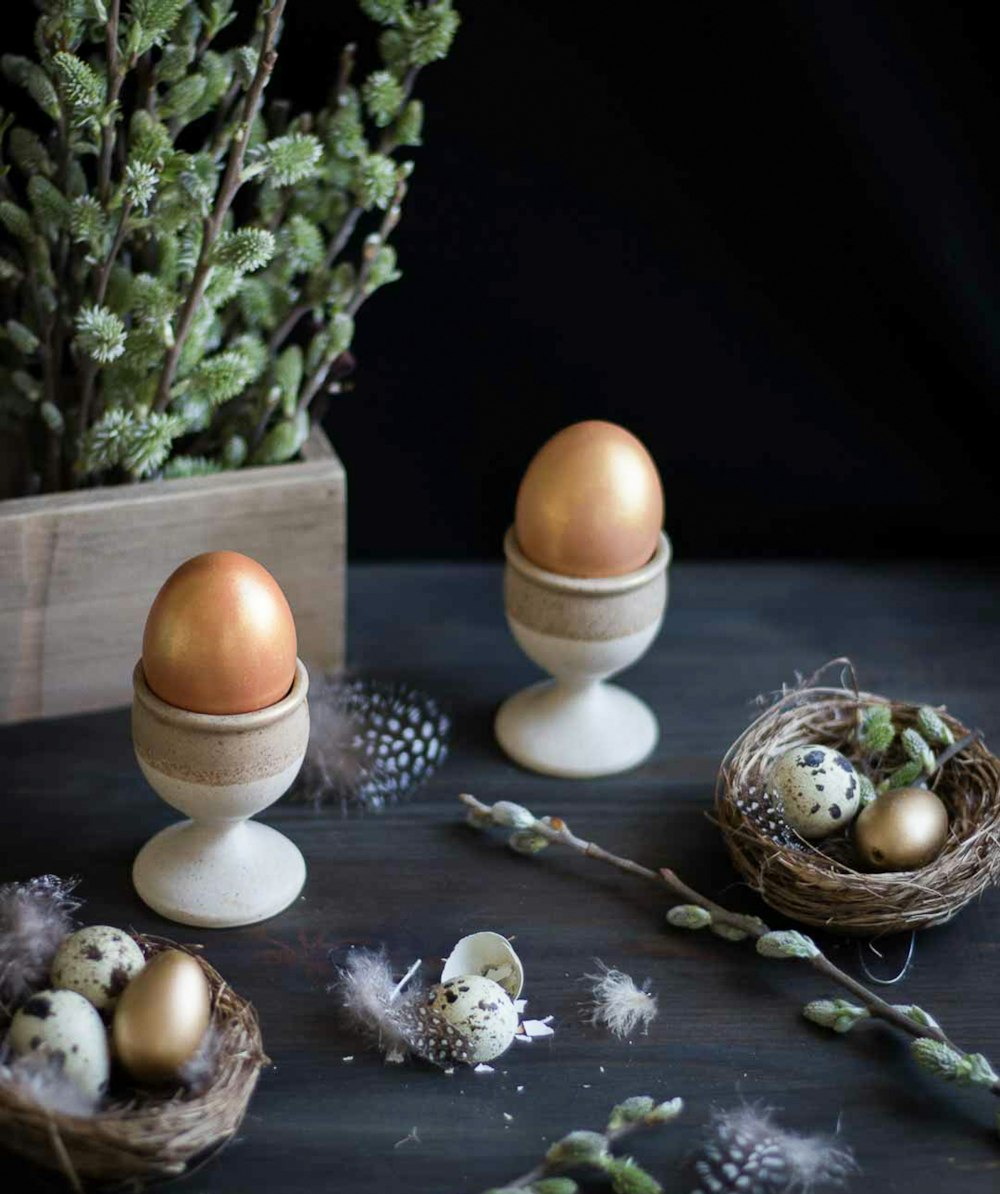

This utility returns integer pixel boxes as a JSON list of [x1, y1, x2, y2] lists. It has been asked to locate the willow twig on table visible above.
[[459, 794, 1000, 1117], [481, 1094, 683, 1192]]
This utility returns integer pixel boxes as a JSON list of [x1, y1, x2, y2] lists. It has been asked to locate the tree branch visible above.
[[459, 793, 1000, 1102], [98, 0, 124, 205], [267, 63, 421, 356], [152, 0, 287, 413]]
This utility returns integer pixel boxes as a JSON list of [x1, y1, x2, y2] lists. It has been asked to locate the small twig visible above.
[[489, 1096, 683, 1191], [268, 62, 422, 356], [98, 0, 124, 206], [76, 198, 134, 440], [924, 730, 981, 783], [459, 793, 1000, 1103], [153, 0, 287, 413]]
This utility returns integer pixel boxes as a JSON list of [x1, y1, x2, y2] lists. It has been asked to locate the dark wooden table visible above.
[[2, 562, 999, 1192]]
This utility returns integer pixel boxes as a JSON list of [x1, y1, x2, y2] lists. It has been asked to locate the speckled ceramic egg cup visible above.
[[131, 659, 309, 928], [496, 527, 671, 778]]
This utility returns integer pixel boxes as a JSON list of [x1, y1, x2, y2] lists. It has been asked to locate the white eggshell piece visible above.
[[429, 975, 519, 1064], [769, 743, 861, 839], [8, 988, 110, 1101], [441, 932, 524, 999], [51, 925, 146, 1012]]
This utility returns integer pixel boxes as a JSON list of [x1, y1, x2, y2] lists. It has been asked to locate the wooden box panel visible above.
[[0, 428, 345, 723]]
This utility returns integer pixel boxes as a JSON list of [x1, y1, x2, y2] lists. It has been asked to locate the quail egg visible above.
[[51, 925, 146, 1012], [7, 988, 110, 1101], [417, 975, 518, 1065], [768, 743, 861, 839]]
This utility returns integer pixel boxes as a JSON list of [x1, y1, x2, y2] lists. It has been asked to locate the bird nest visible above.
[[0, 936, 267, 1190], [714, 663, 1000, 935]]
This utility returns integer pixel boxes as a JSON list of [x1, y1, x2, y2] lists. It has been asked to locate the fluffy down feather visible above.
[[336, 949, 424, 1064], [0, 1050, 97, 1118], [584, 963, 658, 1039], [0, 875, 80, 1014]]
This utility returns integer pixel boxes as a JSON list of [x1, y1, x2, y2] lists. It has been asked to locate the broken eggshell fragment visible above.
[[440, 931, 523, 999]]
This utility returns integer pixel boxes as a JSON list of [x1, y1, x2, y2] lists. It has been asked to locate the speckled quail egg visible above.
[[768, 743, 861, 840], [7, 988, 110, 1101], [51, 925, 146, 1012], [415, 975, 519, 1065]]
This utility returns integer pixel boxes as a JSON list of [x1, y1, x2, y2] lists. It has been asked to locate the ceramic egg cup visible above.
[[131, 659, 309, 928], [496, 527, 671, 778]]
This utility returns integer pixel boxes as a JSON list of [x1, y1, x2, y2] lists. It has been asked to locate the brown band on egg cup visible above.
[[132, 658, 309, 786], [503, 527, 671, 642]]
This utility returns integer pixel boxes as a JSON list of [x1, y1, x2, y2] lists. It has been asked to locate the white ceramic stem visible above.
[[496, 530, 670, 778], [131, 659, 309, 928]]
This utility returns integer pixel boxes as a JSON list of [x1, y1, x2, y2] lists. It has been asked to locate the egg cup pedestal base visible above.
[[131, 659, 310, 930], [133, 820, 306, 928], [495, 679, 658, 778], [497, 529, 670, 779]]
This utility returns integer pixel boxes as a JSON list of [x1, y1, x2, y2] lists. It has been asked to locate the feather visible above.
[[0, 1050, 97, 1118], [294, 674, 450, 809], [336, 949, 424, 1063], [584, 963, 658, 1039], [178, 1024, 221, 1094], [691, 1104, 855, 1193], [0, 875, 80, 1015]]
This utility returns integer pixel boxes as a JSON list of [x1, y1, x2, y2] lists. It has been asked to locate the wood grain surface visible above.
[[0, 561, 998, 1192], [0, 428, 344, 724]]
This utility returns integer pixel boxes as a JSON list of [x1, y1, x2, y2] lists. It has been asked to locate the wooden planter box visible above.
[[0, 427, 345, 724]]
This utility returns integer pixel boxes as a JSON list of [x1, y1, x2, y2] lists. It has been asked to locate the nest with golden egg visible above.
[[714, 663, 1000, 935], [0, 937, 267, 1189]]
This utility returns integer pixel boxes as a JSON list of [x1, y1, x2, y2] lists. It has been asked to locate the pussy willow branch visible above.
[[98, 0, 123, 205], [458, 793, 1000, 1099], [500, 1116, 670, 1191], [152, 0, 287, 413], [77, 198, 134, 440], [268, 63, 422, 355], [296, 177, 407, 414]]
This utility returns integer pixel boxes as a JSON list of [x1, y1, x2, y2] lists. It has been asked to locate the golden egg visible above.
[[514, 420, 664, 578], [142, 550, 297, 714], [112, 950, 211, 1084], [854, 786, 950, 871]]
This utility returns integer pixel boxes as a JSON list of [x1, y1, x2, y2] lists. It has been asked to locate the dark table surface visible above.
[[2, 561, 999, 1193]]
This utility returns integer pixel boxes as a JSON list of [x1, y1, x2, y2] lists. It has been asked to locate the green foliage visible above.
[[0, 0, 459, 492], [858, 704, 895, 754], [363, 70, 405, 127], [51, 52, 105, 128], [901, 727, 935, 775], [877, 758, 924, 793], [214, 227, 276, 271], [75, 304, 127, 363], [604, 1159, 661, 1194], [408, 1, 461, 65], [353, 152, 398, 210], [248, 132, 323, 186], [917, 705, 954, 746]]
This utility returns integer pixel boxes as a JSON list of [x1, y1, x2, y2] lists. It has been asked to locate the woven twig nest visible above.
[[715, 664, 1000, 935], [0, 936, 267, 1190]]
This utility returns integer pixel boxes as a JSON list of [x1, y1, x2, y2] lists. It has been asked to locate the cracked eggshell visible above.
[[51, 926, 146, 1012], [441, 932, 523, 999], [769, 743, 861, 840], [425, 975, 519, 1064], [8, 988, 110, 1101]]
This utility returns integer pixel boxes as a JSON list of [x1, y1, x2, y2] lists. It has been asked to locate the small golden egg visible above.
[[854, 786, 950, 871], [514, 420, 664, 578], [112, 950, 211, 1084], [142, 550, 297, 715]]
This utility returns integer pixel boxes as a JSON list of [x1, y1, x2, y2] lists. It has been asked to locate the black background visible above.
[[7, 2, 1000, 561]]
